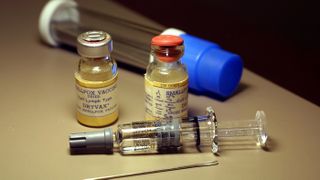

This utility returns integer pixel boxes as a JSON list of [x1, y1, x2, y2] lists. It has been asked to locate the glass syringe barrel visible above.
[[39, 0, 243, 98], [69, 107, 268, 155]]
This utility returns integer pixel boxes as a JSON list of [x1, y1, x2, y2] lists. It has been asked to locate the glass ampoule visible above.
[[75, 31, 118, 127], [145, 35, 188, 120]]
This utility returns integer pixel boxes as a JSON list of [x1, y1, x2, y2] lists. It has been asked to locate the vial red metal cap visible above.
[[151, 35, 184, 46], [151, 35, 184, 62]]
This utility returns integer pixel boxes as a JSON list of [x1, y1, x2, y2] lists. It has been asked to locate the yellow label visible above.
[[75, 73, 118, 117], [145, 76, 188, 119], [75, 73, 117, 88]]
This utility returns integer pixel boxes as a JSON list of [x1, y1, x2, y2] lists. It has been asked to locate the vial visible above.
[[145, 35, 188, 120], [75, 31, 118, 127]]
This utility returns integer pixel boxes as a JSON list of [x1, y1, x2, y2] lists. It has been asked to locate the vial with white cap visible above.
[[75, 31, 118, 127]]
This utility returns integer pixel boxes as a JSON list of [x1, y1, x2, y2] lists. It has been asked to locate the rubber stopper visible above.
[[151, 35, 184, 62], [151, 35, 184, 46]]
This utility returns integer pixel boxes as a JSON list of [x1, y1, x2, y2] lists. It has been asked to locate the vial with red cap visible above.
[[145, 35, 188, 120]]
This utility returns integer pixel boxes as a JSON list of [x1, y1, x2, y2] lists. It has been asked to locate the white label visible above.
[[145, 77, 188, 119], [76, 82, 117, 117]]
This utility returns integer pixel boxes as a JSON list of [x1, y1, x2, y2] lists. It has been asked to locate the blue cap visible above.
[[180, 34, 243, 98]]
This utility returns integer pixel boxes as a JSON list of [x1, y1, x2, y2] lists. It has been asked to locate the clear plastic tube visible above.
[[50, 0, 161, 69]]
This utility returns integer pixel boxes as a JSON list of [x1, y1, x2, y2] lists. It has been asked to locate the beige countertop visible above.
[[0, 0, 319, 179]]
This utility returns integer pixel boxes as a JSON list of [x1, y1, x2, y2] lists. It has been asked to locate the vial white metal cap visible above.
[[77, 31, 113, 58]]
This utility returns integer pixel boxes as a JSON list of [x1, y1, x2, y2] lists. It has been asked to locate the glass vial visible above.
[[145, 35, 188, 120], [75, 31, 118, 127]]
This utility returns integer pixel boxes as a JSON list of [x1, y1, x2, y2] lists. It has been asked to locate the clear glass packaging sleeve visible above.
[[39, 0, 243, 98]]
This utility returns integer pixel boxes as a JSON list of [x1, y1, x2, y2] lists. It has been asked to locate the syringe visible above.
[[69, 107, 268, 155]]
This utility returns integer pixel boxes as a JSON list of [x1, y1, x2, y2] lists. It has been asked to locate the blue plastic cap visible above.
[[180, 34, 243, 98]]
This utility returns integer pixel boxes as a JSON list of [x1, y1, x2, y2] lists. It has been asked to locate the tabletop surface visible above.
[[0, 0, 319, 179]]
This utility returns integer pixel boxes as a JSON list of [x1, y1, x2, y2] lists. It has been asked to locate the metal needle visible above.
[[84, 160, 219, 180]]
